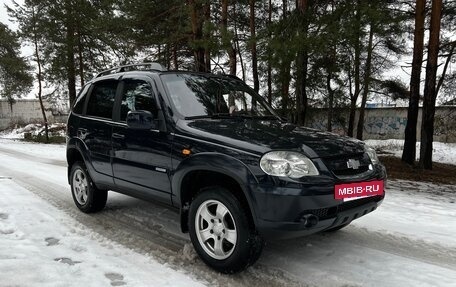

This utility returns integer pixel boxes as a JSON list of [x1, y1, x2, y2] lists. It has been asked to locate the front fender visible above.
[[172, 152, 260, 226]]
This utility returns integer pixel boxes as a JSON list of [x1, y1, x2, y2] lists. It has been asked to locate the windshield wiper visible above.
[[185, 113, 232, 120], [252, 115, 280, 120], [185, 113, 280, 120], [230, 113, 280, 120]]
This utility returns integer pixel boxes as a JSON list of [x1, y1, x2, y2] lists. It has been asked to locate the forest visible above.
[[0, 0, 455, 169]]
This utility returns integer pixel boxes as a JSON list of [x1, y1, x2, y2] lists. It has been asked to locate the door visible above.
[[111, 76, 172, 204], [80, 79, 118, 185]]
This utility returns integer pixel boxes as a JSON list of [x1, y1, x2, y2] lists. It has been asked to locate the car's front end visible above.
[[250, 144, 386, 239]]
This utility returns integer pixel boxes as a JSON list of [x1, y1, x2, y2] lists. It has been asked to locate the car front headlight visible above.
[[259, 151, 319, 178], [365, 146, 379, 164]]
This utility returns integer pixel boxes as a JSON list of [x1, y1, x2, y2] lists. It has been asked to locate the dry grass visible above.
[[379, 155, 456, 185]]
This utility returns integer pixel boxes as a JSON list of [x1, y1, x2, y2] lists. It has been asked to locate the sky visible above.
[[0, 0, 20, 31]]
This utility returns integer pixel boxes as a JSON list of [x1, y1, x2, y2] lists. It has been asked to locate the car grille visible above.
[[298, 195, 383, 221], [322, 153, 372, 177]]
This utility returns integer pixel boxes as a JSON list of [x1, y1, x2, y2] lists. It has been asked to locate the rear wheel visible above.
[[188, 187, 263, 273], [70, 161, 107, 213]]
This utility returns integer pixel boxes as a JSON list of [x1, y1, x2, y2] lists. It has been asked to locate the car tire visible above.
[[188, 186, 264, 273], [324, 222, 350, 232], [70, 161, 107, 213]]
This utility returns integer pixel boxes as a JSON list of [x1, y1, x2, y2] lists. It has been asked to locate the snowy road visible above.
[[0, 140, 455, 287]]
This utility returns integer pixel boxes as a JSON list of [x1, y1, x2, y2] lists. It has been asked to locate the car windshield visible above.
[[161, 73, 278, 119]]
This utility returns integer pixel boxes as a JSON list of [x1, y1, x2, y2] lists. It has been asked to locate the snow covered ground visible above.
[[353, 180, 456, 248], [0, 138, 66, 162], [365, 139, 456, 165], [0, 179, 205, 287], [0, 138, 455, 286]]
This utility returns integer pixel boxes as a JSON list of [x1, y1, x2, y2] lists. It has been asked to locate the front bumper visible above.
[[256, 196, 383, 239], [251, 168, 386, 240]]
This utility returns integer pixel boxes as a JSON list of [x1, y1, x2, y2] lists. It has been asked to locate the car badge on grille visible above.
[[347, 159, 360, 170]]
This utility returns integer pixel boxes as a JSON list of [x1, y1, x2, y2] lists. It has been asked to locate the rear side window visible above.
[[72, 84, 90, 114], [86, 80, 118, 119], [120, 79, 157, 121]]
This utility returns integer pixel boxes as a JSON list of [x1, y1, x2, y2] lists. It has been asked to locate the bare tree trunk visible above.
[[348, 0, 361, 137], [348, 99, 356, 136], [249, 0, 259, 93], [188, 0, 206, 72], [165, 43, 171, 70], [267, 0, 272, 105], [281, 65, 291, 116], [295, 0, 308, 126], [436, 42, 455, 95], [76, 22, 84, 86], [172, 44, 178, 70], [221, 0, 236, 75], [204, 1, 211, 72], [65, 0, 76, 107], [402, 0, 426, 165], [280, 0, 292, 118], [33, 8, 48, 143], [326, 71, 333, 132], [326, 2, 337, 132], [419, 0, 442, 170], [356, 24, 374, 140], [236, 37, 246, 81]]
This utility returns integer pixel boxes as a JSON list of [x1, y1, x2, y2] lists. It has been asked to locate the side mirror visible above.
[[126, 110, 157, 130]]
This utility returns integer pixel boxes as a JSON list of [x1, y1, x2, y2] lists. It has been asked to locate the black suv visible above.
[[67, 63, 386, 273]]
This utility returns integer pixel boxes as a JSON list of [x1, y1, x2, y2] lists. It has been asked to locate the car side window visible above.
[[86, 80, 118, 119], [72, 84, 90, 114], [120, 79, 158, 122]]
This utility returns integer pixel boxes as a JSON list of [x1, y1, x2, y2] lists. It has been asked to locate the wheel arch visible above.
[[66, 138, 92, 184], [172, 153, 260, 233]]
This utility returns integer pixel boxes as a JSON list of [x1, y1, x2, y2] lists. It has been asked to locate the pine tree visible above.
[[420, 0, 443, 169], [402, 0, 426, 165], [0, 22, 32, 104]]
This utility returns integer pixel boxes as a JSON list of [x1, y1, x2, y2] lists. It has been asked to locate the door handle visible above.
[[112, 133, 125, 140]]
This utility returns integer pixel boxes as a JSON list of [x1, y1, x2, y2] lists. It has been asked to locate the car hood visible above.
[[177, 119, 366, 158]]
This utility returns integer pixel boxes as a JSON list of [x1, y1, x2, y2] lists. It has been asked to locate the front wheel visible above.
[[188, 187, 263, 273], [70, 161, 107, 213]]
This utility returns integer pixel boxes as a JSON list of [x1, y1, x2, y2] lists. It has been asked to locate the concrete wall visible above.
[[0, 99, 59, 130], [306, 107, 456, 143], [2, 100, 455, 143]]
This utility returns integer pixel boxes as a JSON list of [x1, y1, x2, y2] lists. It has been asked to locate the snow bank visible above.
[[365, 139, 456, 165], [0, 123, 66, 139]]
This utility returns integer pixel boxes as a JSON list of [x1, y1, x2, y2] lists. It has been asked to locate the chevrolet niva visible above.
[[67, 63, 386, 273]]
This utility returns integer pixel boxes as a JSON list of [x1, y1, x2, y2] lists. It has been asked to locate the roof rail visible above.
[[94, 62, 167, 78]]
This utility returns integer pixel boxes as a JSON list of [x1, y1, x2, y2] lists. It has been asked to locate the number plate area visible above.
[[335, 180, 384, 201]]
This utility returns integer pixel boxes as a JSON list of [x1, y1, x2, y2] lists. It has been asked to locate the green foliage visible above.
[[6, 0, 455, 136], [0, 22, 33, 102], [378, 79, 410, 100]]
